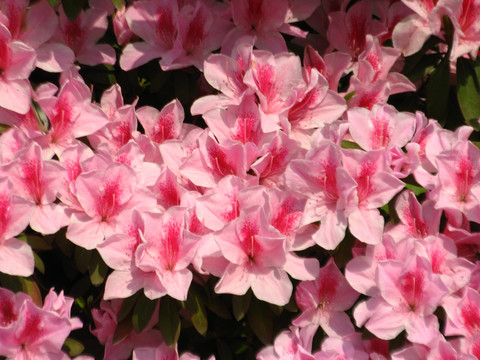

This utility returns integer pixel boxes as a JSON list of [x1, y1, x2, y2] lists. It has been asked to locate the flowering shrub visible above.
[[1, 0, 480, 359]]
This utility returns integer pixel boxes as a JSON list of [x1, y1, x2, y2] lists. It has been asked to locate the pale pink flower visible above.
[[1, 142, 68, 235], [120, 0, 179, 70], [285, 140, 357, 250], [347, 103, 416, 151], [0, 23, 35, 114], [66, 162, 156, 249], [135, 207, 200, 300], [214, 206, 292, 305], [354, 254, 448, 345], [52, 5, 115, 66], [0, 0, 74, 72], [327, 0, 387, 59], [0, 177, 35, 276], [342, 148, 404, 245], [294, 259, 359, 336], [257, 325, 317, 360]]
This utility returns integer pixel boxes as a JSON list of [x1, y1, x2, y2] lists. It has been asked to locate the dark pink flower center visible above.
[[461, 301, 480, 334], [402, 203, 428, 238], [156, 7, 176, 49], [370, 114, 391, 149], [0, 192, 11, 238], [97, 181, 124, 222], [207, 142, 234, 177], [160, 220, 181, 271], [152, 113, 176, 144], [183, 11, 206, 54], [271, 198, 301, 236], [399, 269, 424, 310], [21, 159, 44, 204], [232, 111, 258, 144], [455, 156, 474, 202], [0, 296, 17, 326], [240, 221, 261, 262], [356, 160, 376, 202], [64, 17, 85, 54]]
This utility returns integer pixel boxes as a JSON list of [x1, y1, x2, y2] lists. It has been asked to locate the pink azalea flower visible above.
[[88, 84, 138, 153], [251, 130, 304, 187], [0, 287, 77, 360], [179, 130, 258, 188], [431, 140, 480, 223], [342, 148, 404, 245], [66, 162, 156, 249], [429, 0, 480, 61], [294, 259, 359, 337], [91, 298, 162, 360], [285, 140, 357, 250], [190, 38, 253, 115], [354, 254, 448, 345], [1, 142, 68, 235], [385, 190, 441, 243], [303, 45, 351, 92], [243, 50, 303, 130], [0, 22, 35, 114], [327, 0, 387, 59], [163, 0, 232, 71], [135, 207, 200, 300], [34, 78, 109, 157], [0, 0, 75, 72], [52, 4, 115, 66], [214, 205, 292, 305], [257, 325, 317, 360], [443, 287, 480, 338], [0, 177, 35, 276], [347, 103, 416, 151], [120, 0, 179, 70]]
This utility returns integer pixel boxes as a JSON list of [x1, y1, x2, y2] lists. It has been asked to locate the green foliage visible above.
[[457, 57, 480, 130], [62, 0, 86, 21]]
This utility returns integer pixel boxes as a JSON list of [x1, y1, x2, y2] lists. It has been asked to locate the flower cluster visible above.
[[0, 0, 480, 359]]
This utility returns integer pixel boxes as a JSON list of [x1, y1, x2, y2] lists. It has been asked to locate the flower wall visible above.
[[1, 0, 480, 359]]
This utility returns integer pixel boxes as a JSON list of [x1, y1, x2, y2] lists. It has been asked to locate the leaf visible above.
[[247, 298, 273, 345], [113, 316, 133, 345], [158, 296, 181, 347], [232, 292, 251, 321], [117, 291, 142, 322], [206, 295, 231, 319], [457, 57, 480, 130], [111, 0, 125, 10], [62, 0, 85, 21], [48, 0, 61, 6], [24, 235, 53, 251], [34, 252, 45, 274], [426, 54, 450, 125], [18, 277, 42, 306], [132, 295, 158, 333], [88, 251, 109, 287], [404, 182, 426, 196], [74, 247, 91, 274], [341, 140, 362, 150], [62, 338, 84, 357], [185, 287, 208, 335]]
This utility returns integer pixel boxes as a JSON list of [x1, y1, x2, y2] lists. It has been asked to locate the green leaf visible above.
[[158, 296, 181, 347], [74, 247, 91, 274], [232, 291, 251, 321], [113, 316, 133, 345], [205, 295, 231, 319], [18, 277, 42, 306], [341, 140, 362, 150], [426, 54, 450, 125], [457, 57, 480, 130], [62, 338, 84, 357], [34, 252, 45, 274], [185, 287, 208, 336], [404, 53, 443, 83], [132, 295, 158, 333], [111, 0, 124, 10], [88, 251, 108, 286], [117, 291, 142, 322], [404, 182, 426, 196], [25, 235, 53, 251], [62, 0, 85, 21], [247, 298, 273, 345], [344, 91, 356, 101], [48, 0, 61, 6]]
